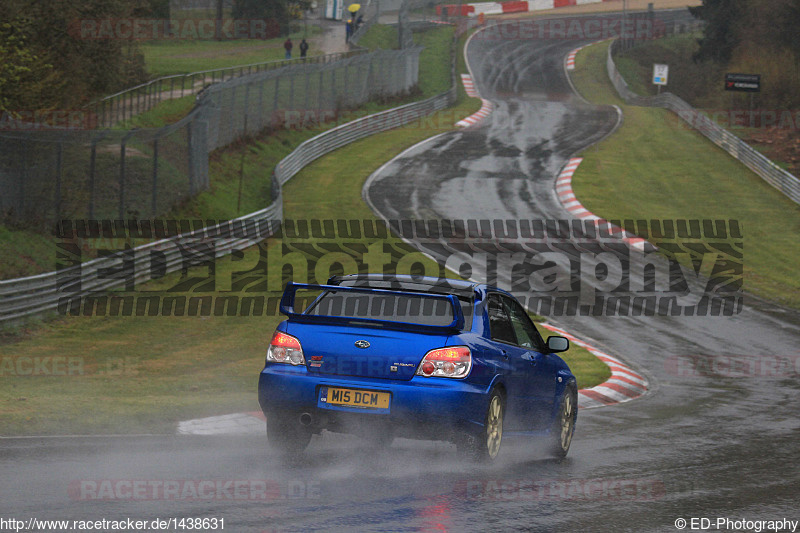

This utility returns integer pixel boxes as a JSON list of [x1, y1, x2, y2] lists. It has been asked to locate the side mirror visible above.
[[547, 336, 569, 353]]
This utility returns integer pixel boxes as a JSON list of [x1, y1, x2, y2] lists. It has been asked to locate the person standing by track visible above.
[[284, 37, 293, 59]]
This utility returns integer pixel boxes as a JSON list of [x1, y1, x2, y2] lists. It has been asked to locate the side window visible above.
[[502, 296, 546, 351], [488, 294, 516, 345]]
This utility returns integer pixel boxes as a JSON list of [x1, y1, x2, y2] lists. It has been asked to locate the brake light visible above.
[[416, 346, 472, 378], [266, 331, 305, 366]]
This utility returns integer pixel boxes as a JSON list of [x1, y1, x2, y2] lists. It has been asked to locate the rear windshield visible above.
[[304, 290, 473, 329]]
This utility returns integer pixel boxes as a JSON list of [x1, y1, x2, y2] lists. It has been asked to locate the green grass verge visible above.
[[357, 24, 452, 98], [116, 94, 196, 129], [570, 41, 800, 309], [559, 343, 611, 391], [356, 24, 398, 51], [613, 33, 800, 172], [140, 27, 322, 77], [170, 129, 309, 220], [0, 226, 57, 280], [0, 32, 609, 435], [416, 27, 454, 98]]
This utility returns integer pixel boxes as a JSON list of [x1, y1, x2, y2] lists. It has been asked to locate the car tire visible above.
[[266, 414, 312, 454], [459, 389, 504, 461], [549, 385, 577, 459]]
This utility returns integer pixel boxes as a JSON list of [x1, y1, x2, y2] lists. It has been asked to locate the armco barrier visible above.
[[274, 85, 455, 187], [0, 42, 458, 326], [607, 40, 800, 205], [0, 203, 283, 324]]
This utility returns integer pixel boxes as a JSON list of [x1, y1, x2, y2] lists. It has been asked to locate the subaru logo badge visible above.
[[355, 340, 370, 349]]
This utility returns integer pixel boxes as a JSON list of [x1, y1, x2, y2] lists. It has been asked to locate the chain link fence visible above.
[[398, 0, 414, 49], [607, 39, 800, 205], [0, 108, 211, 226], [0, 44, 421, 227], [169, 0, 234, 15], [350, 9, 378, 43], [87, 52, 364, 129], [200, 46, 422, 150]]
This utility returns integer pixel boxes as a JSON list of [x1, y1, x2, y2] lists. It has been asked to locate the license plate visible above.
[[320, 387, 390, 409]]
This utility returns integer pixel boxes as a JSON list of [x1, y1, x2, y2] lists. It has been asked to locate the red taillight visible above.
[[272, 331, 301, 350], [416, 346, 472, 378], [266, 331, 305, 366]]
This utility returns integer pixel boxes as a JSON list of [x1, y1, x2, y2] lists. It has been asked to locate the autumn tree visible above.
[[233, 0, 290, 37], [688, 0, 743, 63], [0, 0, 148, 111]]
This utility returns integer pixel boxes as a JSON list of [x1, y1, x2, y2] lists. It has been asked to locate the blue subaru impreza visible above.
[[258, 275, 577, 460]]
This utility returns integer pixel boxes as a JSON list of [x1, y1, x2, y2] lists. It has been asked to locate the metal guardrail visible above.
[[0, 32, 459, 325], [607, 39, 800, 205], [274, 81, 456, 187], [0, 203, 283, 323]]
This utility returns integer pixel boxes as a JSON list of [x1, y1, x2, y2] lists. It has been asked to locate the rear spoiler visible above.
[[279, 282, 465, 333]]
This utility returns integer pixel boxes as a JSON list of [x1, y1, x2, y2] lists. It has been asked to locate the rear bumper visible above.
[[258, 364, 490, 439]]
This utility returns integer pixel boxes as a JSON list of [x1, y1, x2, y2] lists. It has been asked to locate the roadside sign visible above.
[[725, 73, 760, 92], [653, 64, 669, 86]]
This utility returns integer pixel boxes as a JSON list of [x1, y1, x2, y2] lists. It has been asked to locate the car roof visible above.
[[328, 274, 482, 299]]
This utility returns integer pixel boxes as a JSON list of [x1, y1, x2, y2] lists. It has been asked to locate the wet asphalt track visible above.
[[3, 10, 800, 533]]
